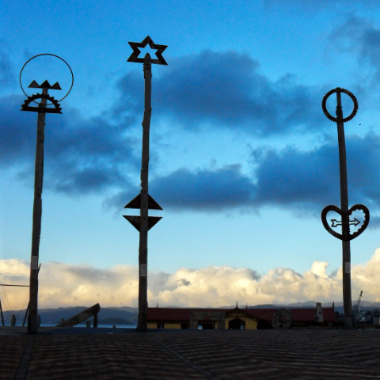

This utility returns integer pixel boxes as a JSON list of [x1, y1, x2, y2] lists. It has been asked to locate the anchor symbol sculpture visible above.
[[330, 218, 359, 228]]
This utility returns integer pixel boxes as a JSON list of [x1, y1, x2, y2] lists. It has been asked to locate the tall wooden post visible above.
[[321, 87, 369, 329], [20, 54, 72, 334], [124, 36, 167, 332], [28, 87, 47, 334], [21, 81, 64, 334], [137, 53, 152, 331], [335, 91, 353, 329], [0, 293, 4, 326]]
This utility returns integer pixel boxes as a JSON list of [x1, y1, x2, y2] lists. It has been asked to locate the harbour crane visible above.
[[353, 290, 363, 325], [357, 290, 363, 312]]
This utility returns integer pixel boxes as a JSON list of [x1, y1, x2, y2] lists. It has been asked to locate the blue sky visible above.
[[2, 0, 380, 308]]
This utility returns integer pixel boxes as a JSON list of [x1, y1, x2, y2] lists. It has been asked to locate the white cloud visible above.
[[1, 248, 380, 310]]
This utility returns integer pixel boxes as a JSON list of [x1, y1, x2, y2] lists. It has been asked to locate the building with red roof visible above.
[[147, 303, 335, 330]]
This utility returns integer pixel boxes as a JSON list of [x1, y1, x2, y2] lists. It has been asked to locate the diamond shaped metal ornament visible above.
[[124, 193, 163, 210], [123, 215, 162, 232]]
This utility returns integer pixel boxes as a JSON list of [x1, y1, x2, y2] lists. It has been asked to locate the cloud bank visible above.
[[2, 47, 380, 219], [0, 95, 138, 195], [109, 133, 380, 217], [329, 15, 380, 85], [0, 49, 15, 88], [2, 248, 380, 310], [3, 90, 380, 219], [116, 51, 324, 136]]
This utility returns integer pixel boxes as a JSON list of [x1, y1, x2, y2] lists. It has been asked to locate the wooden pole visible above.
[[136, 53, 152, 332], [23, 264, 40, 327], [0, 293, 4, 326], [336, 91, 353, 329], [22, 303, 29, 327], [28, 88, 47, 334]]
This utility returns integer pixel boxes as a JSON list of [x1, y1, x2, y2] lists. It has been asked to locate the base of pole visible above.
[[344, 315, 354, 329], [27, 315, 39, 334], [136, 314, 148, 332]]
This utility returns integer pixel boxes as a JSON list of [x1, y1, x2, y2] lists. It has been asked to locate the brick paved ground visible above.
[[1, 327, 380, 379]]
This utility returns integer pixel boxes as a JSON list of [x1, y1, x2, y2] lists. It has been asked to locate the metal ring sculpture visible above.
[[19, 53, 74, 104], [321, 88, 358, 123]]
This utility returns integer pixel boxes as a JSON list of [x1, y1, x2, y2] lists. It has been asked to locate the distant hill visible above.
[[0, 305, 138, 325], [3, 301, 380, 325], [218, 301, 335, 309]]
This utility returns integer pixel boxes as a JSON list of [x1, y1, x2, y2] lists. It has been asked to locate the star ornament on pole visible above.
[[127, 35, 168, 65]]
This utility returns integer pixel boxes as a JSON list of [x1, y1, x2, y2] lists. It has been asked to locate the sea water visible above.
[[3, 321, 137, 329]]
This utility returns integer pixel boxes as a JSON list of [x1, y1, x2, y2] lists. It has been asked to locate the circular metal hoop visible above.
[[19, 53, 74, 103], [322, 88, 358, 123]]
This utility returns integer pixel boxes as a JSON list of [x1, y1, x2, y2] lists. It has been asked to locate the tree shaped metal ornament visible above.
[[127, 36, 168, 65], [320, 87, 370, 329]]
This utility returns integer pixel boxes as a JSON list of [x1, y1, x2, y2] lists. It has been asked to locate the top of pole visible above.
[[19, 53, 74, 102], [321, 88, 358, 123], [127, 36, 168, 65]]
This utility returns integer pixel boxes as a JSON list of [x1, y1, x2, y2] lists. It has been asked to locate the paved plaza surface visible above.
[[1, 327, 380, 379]]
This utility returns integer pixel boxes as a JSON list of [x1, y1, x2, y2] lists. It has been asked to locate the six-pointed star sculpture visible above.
[[127, 36, 168, 65]]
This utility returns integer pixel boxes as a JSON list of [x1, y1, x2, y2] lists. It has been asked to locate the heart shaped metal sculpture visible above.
[[321, 204, 370, 241]]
